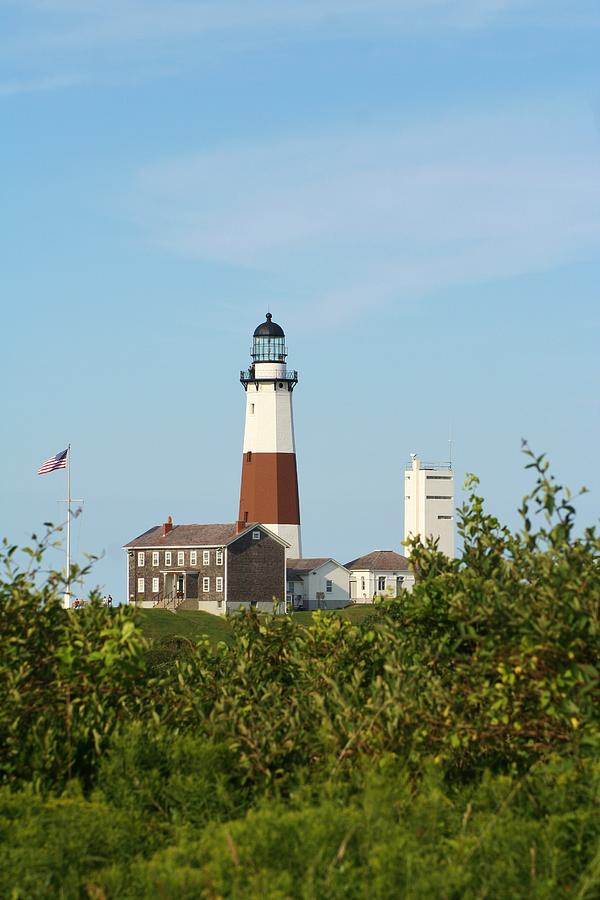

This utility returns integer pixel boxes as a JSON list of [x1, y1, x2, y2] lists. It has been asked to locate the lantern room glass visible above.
[[251, 335, 287, 362]]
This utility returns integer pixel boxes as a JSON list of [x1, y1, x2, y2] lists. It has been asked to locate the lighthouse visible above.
[[239, 313, 302, 557]]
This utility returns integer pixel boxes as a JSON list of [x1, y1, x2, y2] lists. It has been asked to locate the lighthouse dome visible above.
[[253, 313, 285, 338]]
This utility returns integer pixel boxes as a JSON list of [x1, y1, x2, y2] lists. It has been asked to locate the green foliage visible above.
[[1, 759, 598, 898], [0, 447, 598, 896], [0, 529, 149, 790]]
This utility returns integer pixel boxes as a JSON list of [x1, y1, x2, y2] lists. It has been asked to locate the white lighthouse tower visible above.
[[238, 314, 302, 558]]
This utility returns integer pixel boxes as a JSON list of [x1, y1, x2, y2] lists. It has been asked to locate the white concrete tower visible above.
[[238, 314, 302, 557], [404, 454, 455, 557]]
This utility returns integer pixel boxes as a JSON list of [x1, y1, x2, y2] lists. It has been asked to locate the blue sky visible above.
[[1, 0, 599, 598]]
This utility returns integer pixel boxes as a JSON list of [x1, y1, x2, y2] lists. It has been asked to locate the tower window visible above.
[[438, 515, 453, 520], [426, 496, 452, 500], [250, 403, 255, 414], [247, 451, 252, 462]]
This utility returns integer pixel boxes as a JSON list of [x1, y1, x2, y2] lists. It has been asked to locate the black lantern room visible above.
[[251, 313, 287, 362]]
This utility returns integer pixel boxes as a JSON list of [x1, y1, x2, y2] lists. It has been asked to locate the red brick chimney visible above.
[[236, 520, 246, 534], [163, 515, 173, 536]]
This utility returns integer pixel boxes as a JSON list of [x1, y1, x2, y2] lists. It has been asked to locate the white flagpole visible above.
[[65, 444, 71, 609]]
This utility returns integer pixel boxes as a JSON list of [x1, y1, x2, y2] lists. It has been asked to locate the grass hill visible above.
[[136, 605, 374, 645]]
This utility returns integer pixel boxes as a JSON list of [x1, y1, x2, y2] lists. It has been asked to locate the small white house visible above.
[[345, 550, 415, 604], [286, 558, 349, 611]]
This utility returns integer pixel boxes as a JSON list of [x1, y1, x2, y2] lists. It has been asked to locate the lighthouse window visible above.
[[247, 451, 252, 462], [250, 403, 255, 414]]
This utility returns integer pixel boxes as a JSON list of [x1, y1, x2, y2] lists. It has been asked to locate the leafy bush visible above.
[[0, 448, 598, 896]]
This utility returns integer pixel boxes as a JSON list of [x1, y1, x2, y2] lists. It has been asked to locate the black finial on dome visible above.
[[253, 313, 285, 338]]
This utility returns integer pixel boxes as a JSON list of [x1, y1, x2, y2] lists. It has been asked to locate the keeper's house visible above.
[[124, 517, 287, 615], [345, 550, 415, 604]]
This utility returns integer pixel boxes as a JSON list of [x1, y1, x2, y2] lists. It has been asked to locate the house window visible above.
[[165, 551, 172, 566], [137, 552, 145, 567], [216, 576, 223, 592], [326, 579, 333, 593], [152, 551, 159, 567], [361, 577, 366, 591], [190, 550, 197, 565], [137, 578, 145, 593], [203, 550, 210, 565], [203, 577, 210, 593], [378, 576, 386, 592], [178, 551, 185, 566], [152, 577, 159, 593], [216, 549, 223, 565], [252, 530, 261, 540]]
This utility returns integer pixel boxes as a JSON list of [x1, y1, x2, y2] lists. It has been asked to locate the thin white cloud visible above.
[[2, 0, 596, 60], [0, 73, 81, 96], [132, 100, 600, 323]]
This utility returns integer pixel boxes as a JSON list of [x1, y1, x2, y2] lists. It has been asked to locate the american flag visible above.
[[37, 448, 69, 475]]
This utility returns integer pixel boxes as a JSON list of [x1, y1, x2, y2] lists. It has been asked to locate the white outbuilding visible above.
[[345, 550, 415, 604], [286, 558, 350, 611]]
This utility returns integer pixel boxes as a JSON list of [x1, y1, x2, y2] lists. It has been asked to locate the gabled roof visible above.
[[124, 522, 290, 550], [124, 523, 238, 549], [287, 557, 349, 574], [345, 550, 410, 572]]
